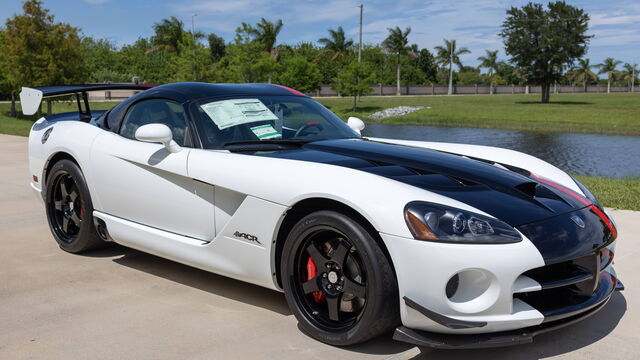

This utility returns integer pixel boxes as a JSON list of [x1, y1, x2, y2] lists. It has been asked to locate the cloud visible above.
[[83, 0, 110, 4]]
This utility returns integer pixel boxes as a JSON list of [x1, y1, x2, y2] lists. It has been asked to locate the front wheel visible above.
[[45, 159, 104, 253], [281, 210, 399, 346]]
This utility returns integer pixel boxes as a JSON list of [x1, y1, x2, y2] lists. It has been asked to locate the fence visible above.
[[315, 84, 636, 97], [82, 84, 636, 100]]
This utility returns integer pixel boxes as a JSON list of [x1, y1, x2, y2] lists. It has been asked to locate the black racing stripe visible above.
[[253, 139, 583, 226], [250, 138, 613, 264]]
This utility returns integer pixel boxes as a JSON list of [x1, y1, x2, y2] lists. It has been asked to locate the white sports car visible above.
[[22, 83, 622, 348]]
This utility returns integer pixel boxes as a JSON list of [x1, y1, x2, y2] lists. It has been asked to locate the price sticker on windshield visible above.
[[200, 99, 279, 130], [250, 124, 281, 140]]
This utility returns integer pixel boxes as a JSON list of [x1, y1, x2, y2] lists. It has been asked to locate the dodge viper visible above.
[[21, 82, 622, 349]]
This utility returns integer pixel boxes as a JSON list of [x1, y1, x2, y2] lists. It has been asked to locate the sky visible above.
[[0, 0, 639, 69]]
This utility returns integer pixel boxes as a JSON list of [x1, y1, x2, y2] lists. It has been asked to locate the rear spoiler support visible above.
[[76, 92, 91, 121], [19, 84, 154, 120]]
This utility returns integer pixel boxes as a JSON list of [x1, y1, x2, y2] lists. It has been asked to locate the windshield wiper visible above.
[[222, 139, 311, 151]]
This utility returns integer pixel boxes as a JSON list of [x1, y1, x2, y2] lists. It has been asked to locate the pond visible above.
[[362, 124, 640, 178]]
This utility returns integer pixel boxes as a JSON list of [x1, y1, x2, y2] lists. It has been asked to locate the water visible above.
[[362, 124, 640, 178]]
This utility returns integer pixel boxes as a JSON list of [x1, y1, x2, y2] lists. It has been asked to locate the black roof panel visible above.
[[106, 82, 306, 130], [133, 82, 305, 102]]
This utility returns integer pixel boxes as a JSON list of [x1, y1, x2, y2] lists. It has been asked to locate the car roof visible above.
[[106, 82, 306, 130], [139, 82, 305, 102]]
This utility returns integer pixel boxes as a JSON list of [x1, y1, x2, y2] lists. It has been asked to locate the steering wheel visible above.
[[294, 122, 324, 137]]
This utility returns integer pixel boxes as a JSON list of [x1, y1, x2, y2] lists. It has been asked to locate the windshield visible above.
[[192, 95, 359, 149]]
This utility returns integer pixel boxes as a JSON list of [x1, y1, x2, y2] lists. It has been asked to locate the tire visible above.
[[45, 159, 104, 253], [281, 210, 399, 346]]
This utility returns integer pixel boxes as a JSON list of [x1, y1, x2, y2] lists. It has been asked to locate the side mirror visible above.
[[347, 116, 365, 135], [135, 123, 181, 153]]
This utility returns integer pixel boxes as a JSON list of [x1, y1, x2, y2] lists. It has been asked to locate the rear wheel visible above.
[[281, 210, 399, 346], [45, 159, 104, 253]]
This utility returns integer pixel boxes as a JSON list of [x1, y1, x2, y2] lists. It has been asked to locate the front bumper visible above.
[[380, 231, 620, 341], [393, 280, 622, 349]]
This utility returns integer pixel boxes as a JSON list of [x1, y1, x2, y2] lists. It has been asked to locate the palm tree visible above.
[[569, 58, 598, 92], [622, 63, 638, 92], [252, 18, 283, 83], [382, 26, 411, 96], [435, 39, 471, 95], [595, 57, 622, 93], [477, 50, 499, 94], [150, 16, 185, 53], [318, 26, 353, 61]]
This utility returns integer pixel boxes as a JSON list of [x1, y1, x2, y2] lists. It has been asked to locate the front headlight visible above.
[[404, 202, 522, 244]]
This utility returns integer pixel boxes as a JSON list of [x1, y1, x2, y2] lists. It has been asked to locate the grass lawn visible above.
[[0, 101, 119, 137], [574, 176, 640, 211], [317, 92, 640, 136]]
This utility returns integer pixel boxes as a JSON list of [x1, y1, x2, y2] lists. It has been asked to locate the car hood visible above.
[[251, 138, 586, 226]]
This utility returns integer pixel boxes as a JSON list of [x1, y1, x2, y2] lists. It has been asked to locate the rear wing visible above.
[[19, 84, 155, 119]]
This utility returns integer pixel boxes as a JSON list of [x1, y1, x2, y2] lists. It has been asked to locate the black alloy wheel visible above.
[[282, 210, 399, 346], [294, 227, 367, 330], [49, 173, 83, 242], [45, 159, 104, 253]]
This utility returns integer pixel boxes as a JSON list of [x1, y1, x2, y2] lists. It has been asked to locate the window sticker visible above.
[[250, 124, 281, 140], [200, 99, 279, 130]]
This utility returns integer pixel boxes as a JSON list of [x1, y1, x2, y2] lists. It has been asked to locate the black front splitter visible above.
[[393, 294, 612, 350]]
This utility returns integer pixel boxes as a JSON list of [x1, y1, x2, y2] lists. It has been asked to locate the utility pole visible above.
[[633, 67, 636, 93], [357, 4, 363, 101], [358, 4, 363, 63], [192, 13, 197, 81]]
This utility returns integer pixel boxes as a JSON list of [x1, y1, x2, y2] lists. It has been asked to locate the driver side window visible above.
[[120, 99, 188, 146]]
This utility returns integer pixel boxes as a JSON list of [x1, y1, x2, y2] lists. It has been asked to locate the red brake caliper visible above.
[[306, 257, 325, 303]]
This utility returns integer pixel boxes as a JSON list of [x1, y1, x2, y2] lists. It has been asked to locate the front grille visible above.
[[514, 249, 614, 322]]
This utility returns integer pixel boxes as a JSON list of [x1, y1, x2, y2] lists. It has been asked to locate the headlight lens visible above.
[[404, 202, 522, 244]]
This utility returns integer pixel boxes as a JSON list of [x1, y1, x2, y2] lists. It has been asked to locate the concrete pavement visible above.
[[0, 134, 638, 359]]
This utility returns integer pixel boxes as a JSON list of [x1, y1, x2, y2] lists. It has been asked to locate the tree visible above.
[[500, 1, 591, 103], [493, 61, 520, 85], [253, 18, 283, 84], [207, 33, 226, 62], [477, 50, 499, 94], [150, 16, 185, 53], [435, 39, 470, 95], [318, 26, 353, 61], [236, 18, 283, 83], [332, 62, 375, 111], [82, 37, 131, 83], [174, 32, 213, 82], [224, 41, 273, 83], [118, 37, 178, 84], [382, 26, 411, 95], [595, 57, 622, 93], [2, 0, 85, 116], [0, 28, 11, 102], [277, 56, 321, 94], [416, 48, 438, 83], [622, 63, 638, 92], [569, 58, 597, 92], [253, 18, 283, 54]]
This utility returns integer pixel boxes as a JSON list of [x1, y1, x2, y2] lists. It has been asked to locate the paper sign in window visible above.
[[200, 99, 278, 130]]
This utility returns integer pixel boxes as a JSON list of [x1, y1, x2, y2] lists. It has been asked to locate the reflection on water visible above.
[[362, 124, 640, 178]]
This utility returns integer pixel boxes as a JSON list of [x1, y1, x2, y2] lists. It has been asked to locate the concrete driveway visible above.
[[0, 134, 638, 359]]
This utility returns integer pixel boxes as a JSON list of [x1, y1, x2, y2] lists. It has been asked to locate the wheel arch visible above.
[[273, 197, 397, 289], [43, 151, 80, 188]]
